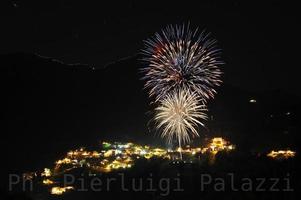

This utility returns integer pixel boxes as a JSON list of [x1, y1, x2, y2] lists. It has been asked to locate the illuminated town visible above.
[[22, 137, 296, 196], [267, 150, 296, 160]]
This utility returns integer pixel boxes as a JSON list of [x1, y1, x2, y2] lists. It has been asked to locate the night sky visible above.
[[1, 0, 299, 95], [1, 0, 300, 186]]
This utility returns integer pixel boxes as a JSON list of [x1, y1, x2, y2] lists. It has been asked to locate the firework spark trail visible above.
[[141, 24, 223, 102], [154, 89, 208, 152]]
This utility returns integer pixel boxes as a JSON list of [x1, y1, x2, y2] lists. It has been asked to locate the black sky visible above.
[[1, 0, 299, 96], [1, 1, 301, 181]]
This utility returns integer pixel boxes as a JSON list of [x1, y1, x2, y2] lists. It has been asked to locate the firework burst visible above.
[[141, 24, 223, 101], [154, 89, 207, 150]]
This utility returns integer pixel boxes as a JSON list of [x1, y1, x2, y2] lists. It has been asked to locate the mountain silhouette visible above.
[[1, 52, 300, 177]]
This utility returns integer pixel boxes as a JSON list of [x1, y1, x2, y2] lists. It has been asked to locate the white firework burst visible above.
[[154, 89, 207, 150], [141, 23, 223, 101]]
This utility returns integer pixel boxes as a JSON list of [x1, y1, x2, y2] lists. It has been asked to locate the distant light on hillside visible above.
[[249, 99, 257, 103], [267, 150, 296, 160], [51, 186, 74, 195]]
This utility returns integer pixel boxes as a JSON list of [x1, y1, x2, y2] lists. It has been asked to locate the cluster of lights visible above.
[[267, 150, 296, 160], [97, 142, 169, 172], [49, 142, 170, 175], [29, 138, 236, 195], [21, 138, 297, 196], [175, 137, 235, 156], [50, 186, 74, 195], [208, 137, 235, 154], [41, 168, 52, 177], [43, 179, 55, 185]]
